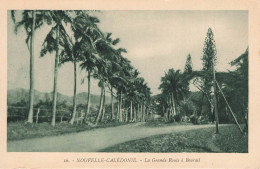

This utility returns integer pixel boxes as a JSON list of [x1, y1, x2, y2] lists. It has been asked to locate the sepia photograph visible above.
[[6, 10, 249, 153]]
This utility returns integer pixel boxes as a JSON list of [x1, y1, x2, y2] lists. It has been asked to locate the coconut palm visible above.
[[134, 77, 151, 121], [103, 34, 127, 121], [124, 69, 140, 122], [11, 10, 52, 123], [40, 10, 72, 126], [93, 58, 107, 124], [107, 50, 128, 121], [159, 69, 189, 120], [86, 34, 114, 124], [95, 33, 119, 121], [70, 12, 104, 123], [59, 11, 102, 125], [80, 51, 98, 123], [113, 56, 134, 122], [92, 33, 127, 123]]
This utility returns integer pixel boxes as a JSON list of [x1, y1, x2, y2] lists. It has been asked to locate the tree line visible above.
[[11, 10, 151, 126], [156, 27, 248, 132]]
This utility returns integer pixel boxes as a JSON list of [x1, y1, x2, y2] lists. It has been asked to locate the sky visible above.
[[7, 10, 248, 96]]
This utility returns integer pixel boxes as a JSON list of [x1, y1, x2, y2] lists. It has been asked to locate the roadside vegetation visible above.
[[7, 121, 128, 141], [101, 125, 248, 153]]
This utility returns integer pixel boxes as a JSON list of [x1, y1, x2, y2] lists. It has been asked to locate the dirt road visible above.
[[7, 123, 226, 152]]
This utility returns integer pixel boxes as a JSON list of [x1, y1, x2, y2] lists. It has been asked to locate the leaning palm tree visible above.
[[80, 50, 98, 123], [70, 11, 104, 124], [133, 77, 150, 121], [59, 11, 102, 125], [114, 55, 134, 122], [41, 10, 72, 126], [11, 10, 51, 123], [125, 69, 140, 122], [93, 58, 107, 125], [102, 33, 127, 121], [93, 33, 124, 123]]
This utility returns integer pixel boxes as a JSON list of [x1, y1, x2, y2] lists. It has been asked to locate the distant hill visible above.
[[7, 88, 111, 107]]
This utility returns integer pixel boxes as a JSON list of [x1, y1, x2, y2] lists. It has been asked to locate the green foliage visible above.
[[101, 125, 247, 153], [11, 10, 52, 48], [202, 28, 217, 68], [179, 98, 197, 116], [190, 115, 199, 125], [159, 69, 189, 100], [184, 53, 193, 74], [7, 120, 126, 141], [173, 114, 182, 122], [218, 48, 248, 123], [201, 27, 217, 93]]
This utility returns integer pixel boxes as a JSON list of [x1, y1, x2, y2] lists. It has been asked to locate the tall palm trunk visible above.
[[146, 107, 149, 120], [122, 99, 125, 122], [145, 106, 147, 121], [95, 83, 104, 124], [51, 25, 60, 127], [171, 93, 176, 116], [130, 101, 133, 122], [167, 95, 172, 120], [27, 10, 36, 123], [116, 98, 120, 121], [83, 70, 91, 123], [162, 104, 165, 116], [101, 87, 106, 122], [137, 104, 139, 121], [125, 108, 128, 122], [140, 104, 143, 121], [200, 94, 204, 116], [143, 105, 146, 121], [111, 87, 114, 120], [70, 60, 77, 124], [134, 106, 136, 122], [119, 91, 123, 122]]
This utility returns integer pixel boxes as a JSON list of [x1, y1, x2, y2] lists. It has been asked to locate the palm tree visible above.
[[95, 33, 120, 121], [134, 77, 151, 121], [41, 10, 72, 126], [93, 58, 107, 124], [62, 11, 102, 125], [113, 57, 133, 122], [159, 69, 189, 121], [11, 10, 51, 123], [70, 12, 104, 123], [93, 33, 126, 124], [104, 35, 127, 121], [80, 52, 97, 123], [125, 69, 140, 122]]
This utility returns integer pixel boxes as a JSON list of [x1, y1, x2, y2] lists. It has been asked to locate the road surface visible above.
[[7, 123, 227, 152]]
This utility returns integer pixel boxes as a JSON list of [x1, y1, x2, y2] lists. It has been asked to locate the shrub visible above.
[[190, 115, 199, 124], [174, 114, 182, 122]]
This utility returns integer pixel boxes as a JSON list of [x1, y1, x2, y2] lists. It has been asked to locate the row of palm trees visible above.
[[11, 10, 151, 126]]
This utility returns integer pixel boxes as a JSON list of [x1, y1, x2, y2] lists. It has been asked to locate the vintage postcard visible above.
[[0, 0, 260, 168]]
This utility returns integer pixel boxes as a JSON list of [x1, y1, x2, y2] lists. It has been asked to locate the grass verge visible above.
[[7, 121, 127, 141], [100, 125, 248, 153]]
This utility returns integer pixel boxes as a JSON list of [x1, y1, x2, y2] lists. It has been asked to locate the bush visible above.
[[174, 114, 182, 122], [198, 116, 210, 124], [181, 115, 190, 122], [190, 115, 199, 124], [168, 114, 175, 123]]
